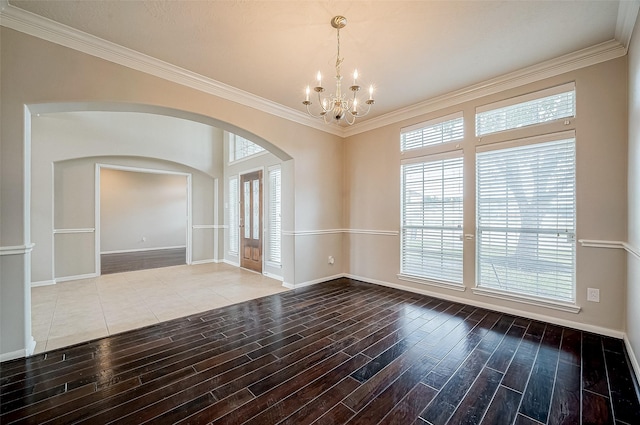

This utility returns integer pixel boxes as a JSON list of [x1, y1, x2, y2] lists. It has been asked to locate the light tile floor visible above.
[[31, 263, 289, 354]]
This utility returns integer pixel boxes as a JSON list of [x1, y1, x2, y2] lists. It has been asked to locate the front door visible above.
[[240, 171, 263, 273]]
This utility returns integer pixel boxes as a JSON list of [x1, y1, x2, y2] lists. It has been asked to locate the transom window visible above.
[[229, 134, 265, 163], [476, 82, 575, 136], [401, 112, 464, 152]]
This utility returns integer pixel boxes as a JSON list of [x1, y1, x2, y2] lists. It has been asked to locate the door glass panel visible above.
[[244, 181, 250, 239], [252, 179, 260, 239]]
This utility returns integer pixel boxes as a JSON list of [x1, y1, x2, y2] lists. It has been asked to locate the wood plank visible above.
[[518, 324, 562, 423], [345, 355, 438, 425], [583, 333, 610, 396], [445, 367, 502, 425], [603, 348, 640, 424], [582, 390, 614, 425], [480, 385, 522, 425], [547, 357, 581, 425], [377, 383, 437, 425]]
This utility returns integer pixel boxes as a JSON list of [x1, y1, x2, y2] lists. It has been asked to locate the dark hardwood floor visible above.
[[1, 278, 639, 424], [101, 247, 186, 274]]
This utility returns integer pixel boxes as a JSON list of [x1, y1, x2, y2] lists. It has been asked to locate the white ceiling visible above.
[[4, 1, 634, 129]]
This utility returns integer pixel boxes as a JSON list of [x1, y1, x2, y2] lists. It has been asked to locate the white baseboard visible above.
[[26, 336, 36, 357], [31, 280, 56, 287], [624, 334, 640, 384], [0, 348, 27, 362], [263, 271, 284, 281], [344, 273, 625, 339], [190, 259, 219, 265], [285, 273, 345, 289], [101, 245, 186, 255], [222, 259, 240, 267], [55, 273, 99, 283], [0, 336, 35, 362]]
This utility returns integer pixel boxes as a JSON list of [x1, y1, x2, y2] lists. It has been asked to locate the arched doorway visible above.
[[26, 102, 295, 352]]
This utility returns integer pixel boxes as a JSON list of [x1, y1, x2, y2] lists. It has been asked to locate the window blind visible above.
[[476, 138, 576, 302], [401, 112, 464, 152], [268, 167, 282, 264], [228, 176, 239, 255], [401, 156, 464, 283], [476, 83, 575, 136]]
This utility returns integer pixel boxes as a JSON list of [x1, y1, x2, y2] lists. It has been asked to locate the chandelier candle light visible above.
[[303, 16, 375, 125]]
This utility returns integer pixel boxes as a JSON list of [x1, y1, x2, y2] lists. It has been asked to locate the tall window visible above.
[[228, 176, 239, 256], [267, 166, 282, 265], [401, 155, 464, 284], [474, 83, 577, 303], [229, 134, 265, 163], [476, 135, 576, 302]]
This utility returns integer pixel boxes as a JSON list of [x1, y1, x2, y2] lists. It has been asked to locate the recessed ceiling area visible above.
[[6, 1, 625, 124]]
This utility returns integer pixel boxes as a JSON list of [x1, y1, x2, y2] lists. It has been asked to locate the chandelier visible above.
[[303, 16, 375, 125]]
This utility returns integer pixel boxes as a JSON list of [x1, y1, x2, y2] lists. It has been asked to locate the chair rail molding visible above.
[[578, 239, 640, 261], [0, 243, 35, 256], [282, 229, 398, 236]]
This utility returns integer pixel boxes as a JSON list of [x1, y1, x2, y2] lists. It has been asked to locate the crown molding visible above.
[[1, 1, 635, 139], [343, 39, 627, 137], [0, 1, 343, 137], [616, 0, 640, 50]]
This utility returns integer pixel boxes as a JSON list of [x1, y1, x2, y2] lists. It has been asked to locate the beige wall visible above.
[[0, 28, 343, 358], [344, 57, 629, 334], [627, 17, 640, 375], [29, 111, 223, 282], [100, 169, 187, 253]]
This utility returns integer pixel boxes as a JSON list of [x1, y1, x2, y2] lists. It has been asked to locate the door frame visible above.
[[94, 163, 193, 275], [238, 166, 265, 273]]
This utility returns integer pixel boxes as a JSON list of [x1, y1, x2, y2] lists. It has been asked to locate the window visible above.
[[476, 135, 576, 302], [228, 176, 239, 255], [401, 155, 464, 284], [401, 112, 464, 152], [229, 134, 265, 163], [267, 167, 282, 265], [476, 82, 575, 136]]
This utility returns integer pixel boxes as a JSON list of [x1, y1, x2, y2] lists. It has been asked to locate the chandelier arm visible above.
[[355, 101, 372, 117], [317, 91, 329, 113], [344, 112, 356, 126], [305, 103, 328, 119]]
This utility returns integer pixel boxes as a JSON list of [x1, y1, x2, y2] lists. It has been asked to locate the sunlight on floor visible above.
[[31, 263, 288, 353]]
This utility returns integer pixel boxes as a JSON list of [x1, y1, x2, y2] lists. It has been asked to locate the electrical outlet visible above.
[[587, 288, 600, 302], [328, 256, 335, 265]]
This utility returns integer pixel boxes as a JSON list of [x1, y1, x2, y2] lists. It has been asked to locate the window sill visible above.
[[472, 287, 581, 314], [397, 274, 466, 292]]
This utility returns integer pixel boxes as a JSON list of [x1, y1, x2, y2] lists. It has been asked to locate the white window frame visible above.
[[473, 130, 578, 313], [475, 82, 576, 137], [266, 165, 282, 267], [228, 175, 239, 256], [401, 111, 464, 152], [398, 150, 465, 290]]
